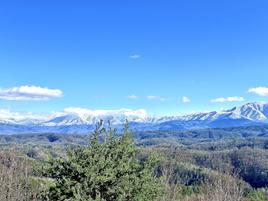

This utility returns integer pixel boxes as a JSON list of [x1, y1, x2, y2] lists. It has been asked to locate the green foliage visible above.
[[42, 121, 163, 201], [248, 189, 268, 201], [178, 184, 203, 197]]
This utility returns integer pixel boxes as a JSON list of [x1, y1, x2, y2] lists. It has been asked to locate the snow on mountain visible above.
[[179, 102, 268, 123], [226, 102, 268, 121], [41, 108, 150, 126], [43, 114, 87, 126], [0, 103, 268, 134]]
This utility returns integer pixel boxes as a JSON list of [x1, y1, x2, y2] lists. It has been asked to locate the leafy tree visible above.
[[42, 121, 163, 201], [248, 189, 268, 201]]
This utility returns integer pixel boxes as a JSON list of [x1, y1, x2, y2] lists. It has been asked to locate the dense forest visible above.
[[0, 123, 268, 200]]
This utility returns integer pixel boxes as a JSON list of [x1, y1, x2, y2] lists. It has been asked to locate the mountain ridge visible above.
[[0, 102, 268, 134]]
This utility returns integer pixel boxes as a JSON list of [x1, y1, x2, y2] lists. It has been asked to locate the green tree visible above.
[[42, 121, 163, 201], [248, 189, 268, 201]]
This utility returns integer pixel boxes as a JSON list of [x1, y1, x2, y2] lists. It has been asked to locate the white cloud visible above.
[[127, 94, 139, 99], [0, 109, 50, 123], [64, 107, 148, 118], [130, 54, 141, 59], [211, 96, 245, 103], [220, 107, 225, 111], [182, 96, 191, 103], [147, 95, 157, 100], [146, 95, 167, 101], [0, 85, 63, 101], [248, 87, 268, 96]]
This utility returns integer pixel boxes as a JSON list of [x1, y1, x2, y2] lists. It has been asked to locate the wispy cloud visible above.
[[147, 95, 157, 100], [248, 87, 268, 96], [211, 96, 245, 103], [0, 85, 63, 101], [127, 94, 139, 99], [130, 54, 141, 59], [159, 97, 167, 102], [182, 96, 191, 103], [0, 109, 50, 122], [146, 95, 167, 102]]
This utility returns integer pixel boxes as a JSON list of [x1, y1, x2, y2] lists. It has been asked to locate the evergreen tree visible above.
[[43, 121, 163, 201]]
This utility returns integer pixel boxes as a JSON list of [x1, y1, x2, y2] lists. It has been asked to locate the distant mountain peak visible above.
[[227, 102, 268, 121], [0, 102, 267, 134]]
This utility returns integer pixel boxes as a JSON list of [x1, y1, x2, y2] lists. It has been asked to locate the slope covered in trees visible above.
[[0, 123, 268, 200]]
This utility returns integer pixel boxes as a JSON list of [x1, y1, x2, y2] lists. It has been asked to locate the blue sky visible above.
[[1, 0, 268, 115]]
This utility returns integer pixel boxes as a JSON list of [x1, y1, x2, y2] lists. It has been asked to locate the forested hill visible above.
[[1, 125, 268, 148]]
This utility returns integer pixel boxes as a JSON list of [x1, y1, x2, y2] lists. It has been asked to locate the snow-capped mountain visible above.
[[226, 102, 268, 121], [0, 102, 268, 134], [179, 102, 268, 122], [42, 108, 150, 126]]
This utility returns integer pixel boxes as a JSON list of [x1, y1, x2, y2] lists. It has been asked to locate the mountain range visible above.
[[0, 102, 268, 134]]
